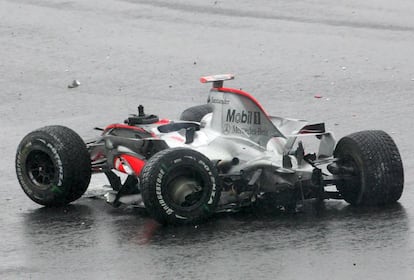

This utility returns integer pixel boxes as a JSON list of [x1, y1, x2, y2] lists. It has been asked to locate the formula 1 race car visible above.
[[15, 74, 404, 225]]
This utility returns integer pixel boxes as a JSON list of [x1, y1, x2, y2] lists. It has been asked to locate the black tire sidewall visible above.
[[141, 148, 220, 224], [180, 104, 212, 122], [16, 133, 67, 206], [16, 126, 91, 206], [334, 138, 366, 205], [334, 130, 404, 206]]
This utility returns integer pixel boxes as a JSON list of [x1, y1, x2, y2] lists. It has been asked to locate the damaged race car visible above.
[[15, 74, 404, 225]]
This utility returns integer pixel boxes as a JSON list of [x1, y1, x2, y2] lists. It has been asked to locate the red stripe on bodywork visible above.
[[154, 119, 171, 125], [214, 87, 269, 116], [115, 154, 146, 175], [200, 77, 209, 83], [170, 135, 185, 142], [104, 123, 147, 132]]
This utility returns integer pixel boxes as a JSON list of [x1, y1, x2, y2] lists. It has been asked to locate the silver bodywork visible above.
[[152, 87, 335, 193], [89, 75, 338, 209]]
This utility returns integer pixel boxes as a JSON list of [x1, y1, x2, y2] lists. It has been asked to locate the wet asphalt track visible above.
[[1, 0, 414, 279]]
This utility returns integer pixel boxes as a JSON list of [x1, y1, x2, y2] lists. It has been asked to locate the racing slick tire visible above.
[[333, 130, 404, 206], [179, 104, 212, 122], [15, 125, 91, 206], [140, 147, 221, 225]]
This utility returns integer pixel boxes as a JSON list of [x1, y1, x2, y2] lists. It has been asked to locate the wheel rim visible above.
[[169, 177, 202, 206], [338, 155, 363, 202], [165, 167, 205, 210], [26, 150, 56, 189]]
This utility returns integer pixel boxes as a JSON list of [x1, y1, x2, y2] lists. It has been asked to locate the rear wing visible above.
[[200, 74, 235, 88]]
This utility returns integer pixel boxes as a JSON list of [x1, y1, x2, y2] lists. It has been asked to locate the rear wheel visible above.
[[140, 148, 220, 225], [333, 130, 404, 206], [180, 104, 212, 122], [15, 126, 91, 206]]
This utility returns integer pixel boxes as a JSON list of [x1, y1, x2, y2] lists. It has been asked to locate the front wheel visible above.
[[140, 148, 221, 225], [333, 130, 404, 206], [15, 126, 91, 206]]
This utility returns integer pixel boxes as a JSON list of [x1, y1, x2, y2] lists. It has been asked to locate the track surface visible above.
[[1, 0, 414, 279]]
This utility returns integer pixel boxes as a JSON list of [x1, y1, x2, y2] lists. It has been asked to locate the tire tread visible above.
[[335, 130, 403, 205]]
